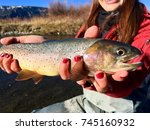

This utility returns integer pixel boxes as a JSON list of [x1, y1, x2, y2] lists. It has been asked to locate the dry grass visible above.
[[0, 16, 85, 36], [0, 2, 90, 36]]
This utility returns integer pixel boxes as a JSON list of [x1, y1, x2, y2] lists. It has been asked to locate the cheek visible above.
[[83, 53, 98, 66], [120, 0, 125, 5]]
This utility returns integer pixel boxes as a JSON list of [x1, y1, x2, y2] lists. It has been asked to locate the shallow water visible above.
[[0, 35, 82, 113]]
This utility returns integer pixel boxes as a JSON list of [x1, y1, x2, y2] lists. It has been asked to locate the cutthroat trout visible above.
[[0, 38, 142, 84]]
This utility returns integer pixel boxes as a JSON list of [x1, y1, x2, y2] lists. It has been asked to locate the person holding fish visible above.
[[0, 0, 150, 112]]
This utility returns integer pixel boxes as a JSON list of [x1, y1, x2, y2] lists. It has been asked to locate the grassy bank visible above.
[[0, 15, 85, 37], [0, 2, 90, 37]]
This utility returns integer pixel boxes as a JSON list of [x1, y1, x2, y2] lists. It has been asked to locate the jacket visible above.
[[76, 5, 150, 98]]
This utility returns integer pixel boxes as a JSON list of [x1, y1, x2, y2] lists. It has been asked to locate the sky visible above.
[[0, 0, 149, 10]]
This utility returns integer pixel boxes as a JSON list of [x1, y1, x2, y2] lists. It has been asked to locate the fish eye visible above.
[[116, 48, 126, 56]]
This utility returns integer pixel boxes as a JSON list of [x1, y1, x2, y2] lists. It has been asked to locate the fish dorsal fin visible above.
[[70, 59, 89, 81], [16, 70, 43, 84]]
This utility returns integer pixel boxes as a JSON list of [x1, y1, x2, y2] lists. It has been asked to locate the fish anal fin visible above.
[[16, 70, 43, 84], [70, 59, 89, 81]]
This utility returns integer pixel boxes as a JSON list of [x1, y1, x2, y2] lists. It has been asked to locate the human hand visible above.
[[0, 35, 46, 73], [59, 56, 128, 93], [0, 35, 46, 45], [59, 25, 99, 78], [59, 25, 128, 93]]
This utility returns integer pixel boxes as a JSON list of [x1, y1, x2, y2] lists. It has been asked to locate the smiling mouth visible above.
[[105, 0, 119, 4]]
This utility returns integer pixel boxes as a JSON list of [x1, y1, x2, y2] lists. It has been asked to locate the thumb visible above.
[[84, 25, 99, 38], [0, 37, 16, 45], [92, 71, 108, 92]]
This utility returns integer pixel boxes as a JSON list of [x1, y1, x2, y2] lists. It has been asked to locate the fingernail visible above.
[[5, 54, 10, 58], [0, 53, 6, 57], [74, 56, 81, 62], [63, 58, 69, 63], [96, 73, 104, 79]]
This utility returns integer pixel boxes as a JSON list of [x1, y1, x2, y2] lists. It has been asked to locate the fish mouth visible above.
[[117, 54, 142, 71]]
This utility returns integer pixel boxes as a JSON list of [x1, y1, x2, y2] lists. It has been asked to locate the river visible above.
[[0, 35, 83, 113]]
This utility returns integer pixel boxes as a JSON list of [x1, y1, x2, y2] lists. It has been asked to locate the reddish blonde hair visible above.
[[80, 0, 144, 43]]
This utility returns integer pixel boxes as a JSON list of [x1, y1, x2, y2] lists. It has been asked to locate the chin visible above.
[[104, 6, 120, 12]]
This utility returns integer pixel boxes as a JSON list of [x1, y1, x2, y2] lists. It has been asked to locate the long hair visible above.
[[84, 0, 144, 43]]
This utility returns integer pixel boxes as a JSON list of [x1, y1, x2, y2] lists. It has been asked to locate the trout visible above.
[[0, 38, 142, 84]]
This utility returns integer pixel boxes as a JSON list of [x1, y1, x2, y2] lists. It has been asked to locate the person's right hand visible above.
[[59, 25, 129, 95], [0, 35, 46, 74]]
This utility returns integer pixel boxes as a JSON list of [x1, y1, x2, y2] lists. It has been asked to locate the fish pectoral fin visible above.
[[32, 75, 43, 84], [70, 59, 89, 81], [16, 70, 43, 84]]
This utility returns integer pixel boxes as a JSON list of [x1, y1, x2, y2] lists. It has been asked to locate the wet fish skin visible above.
[[0, 38, 142, 83], [83, 39, 142, 76]]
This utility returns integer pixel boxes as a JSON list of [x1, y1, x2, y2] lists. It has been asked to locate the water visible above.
[[0, 35, 82, 113]]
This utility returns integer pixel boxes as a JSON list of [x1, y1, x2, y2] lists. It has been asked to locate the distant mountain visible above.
[[0, 6, 48, 19]]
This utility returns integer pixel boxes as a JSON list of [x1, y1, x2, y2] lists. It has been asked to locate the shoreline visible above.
[[0, 15, 85, 37]]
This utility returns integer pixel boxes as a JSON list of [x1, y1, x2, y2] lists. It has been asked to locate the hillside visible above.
[[0, 4, 89, 36], [0, 6, 48, 19]]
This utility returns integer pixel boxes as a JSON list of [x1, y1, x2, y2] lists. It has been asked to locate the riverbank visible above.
[[0, 14, 86, 37], [0, 2, 90, 37]]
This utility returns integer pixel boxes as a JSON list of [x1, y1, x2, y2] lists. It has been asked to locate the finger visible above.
[[0, 35, 46, 45], [19, 35, 47, 43], [112, 70, 128, 81], [0, 37, 16, 45], [59, 58, 71, 80], [72, 55, 82, 68], [2, 54, 14, 74], [0, 53, 7, 70], [10, 59, 21, 72], [93, 71, 108, 92], [71, 55, 87, 81]]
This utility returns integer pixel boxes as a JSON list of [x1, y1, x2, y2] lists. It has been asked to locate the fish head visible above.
[[83, 39, 142, 76]]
